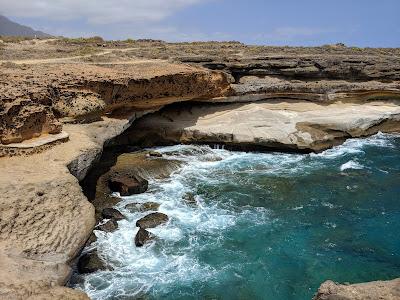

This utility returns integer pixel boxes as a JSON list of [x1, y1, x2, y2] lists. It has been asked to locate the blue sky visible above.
[[1, 0, 400, 46]]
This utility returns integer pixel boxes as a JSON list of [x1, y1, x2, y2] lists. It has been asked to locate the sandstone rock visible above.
[[1, 39, 400, 299], [77, 250, 109, 274], [96, 219, 118, 232], [0, 101, 62, 145], [125, 202, 160, 212], [122, 100, 400, 152], [104, 151, 183, 179], [27, 287, 90, 300], [101, 207, 126, 221], [0, 61, 231, 147], [136, 212, 169, 229], [313, 279, 400, 300], [108, 175, 148, 196], [134, 228, 155, 247], [53, 92, 105, 123]]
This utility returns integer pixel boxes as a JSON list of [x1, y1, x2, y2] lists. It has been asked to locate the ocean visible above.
[[74, 133, 400, 300]]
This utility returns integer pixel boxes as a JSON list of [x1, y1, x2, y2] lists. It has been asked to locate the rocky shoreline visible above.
[[0, 39, 400, 299]]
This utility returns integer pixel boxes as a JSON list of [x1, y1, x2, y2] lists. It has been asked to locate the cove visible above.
[[72, 133, 400, 300]]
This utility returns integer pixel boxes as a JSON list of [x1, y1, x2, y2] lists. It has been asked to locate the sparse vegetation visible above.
[[61, 36, 105, 45], [0, 35, 40, 43]]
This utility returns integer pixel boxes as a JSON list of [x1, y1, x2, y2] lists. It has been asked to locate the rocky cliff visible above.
[[0, 39, 399, 299]]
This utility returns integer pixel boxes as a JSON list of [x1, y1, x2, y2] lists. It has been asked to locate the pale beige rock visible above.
[[1, 39, 400, 299], [0, 113, 150, 299], [313, 279, 400, 300], [0, 61, 231, 147], [121, 100, 400, 152]]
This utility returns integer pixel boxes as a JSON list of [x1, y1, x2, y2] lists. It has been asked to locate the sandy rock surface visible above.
[[0, 60, 231, 147], [0, 115, 147, 299], [119, 99, 400, 152], [1, 39, 400, 299], [314, 279, 400, 300]]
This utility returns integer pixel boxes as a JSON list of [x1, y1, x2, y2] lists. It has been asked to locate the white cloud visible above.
[[0, 0, 206, 24]]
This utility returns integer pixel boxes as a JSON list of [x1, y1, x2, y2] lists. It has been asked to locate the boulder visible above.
[[125, 202, 160, 212], [147, 151, 163, 158], [134, 228, 155, 247], [101, 207, 126, 221], [77, 250, 110, 274], [96, 219, 118, 232], [182, 192, 197, 206], [136, 212, 169, 229], [108, 175, 148, 196], [84, 232, 97, 247]]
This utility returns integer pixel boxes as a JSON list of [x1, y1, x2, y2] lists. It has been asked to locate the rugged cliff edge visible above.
[[313, 279, 400, 300], [0, 39, 400, 299]]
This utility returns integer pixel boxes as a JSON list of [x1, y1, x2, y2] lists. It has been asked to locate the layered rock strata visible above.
[[0, 61, 231, 150], [0, 40, 400, 299], [117, 100, 400, 152], [0, 59, 230, 299]]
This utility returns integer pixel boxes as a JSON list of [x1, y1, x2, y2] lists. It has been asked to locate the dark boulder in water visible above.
[[136, 212, 169, 229], [108, 175, 148, 196], [182, 192, 197, 206], [147, 151, 163, 158], [134, 228, 154, 247], [96, 219, 118, 232], [102, 207, 126, 221], [78, 250, 111, 274], [125, 202, 160, 212], [84, 232, 97, 247]]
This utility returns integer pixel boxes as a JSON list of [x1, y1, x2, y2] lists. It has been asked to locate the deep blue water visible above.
[[76, 133, 400, 300]]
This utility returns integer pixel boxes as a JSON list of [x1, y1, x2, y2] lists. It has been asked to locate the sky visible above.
[[1, 0, 400, 47]]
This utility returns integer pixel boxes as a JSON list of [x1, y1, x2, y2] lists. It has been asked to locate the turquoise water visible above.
[[76, 133, 400, 300]]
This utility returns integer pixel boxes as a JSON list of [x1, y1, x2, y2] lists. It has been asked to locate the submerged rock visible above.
[[101, 207, 126, 221], [108, 175, 148, 196], [77, 250, 110, 274], [134, 228, 155, 247], [136, 212, 169, 229], [182, 192, 197, 206], [96, 219, 118, 232], [125, 202, 160, 212]]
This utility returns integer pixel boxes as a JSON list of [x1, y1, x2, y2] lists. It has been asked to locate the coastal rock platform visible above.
[[120, 100, 400, 152], [0, 39, 400, 299]]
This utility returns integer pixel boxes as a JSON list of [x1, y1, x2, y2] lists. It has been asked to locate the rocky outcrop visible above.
[[136, 213, 169, 229], [134, 228, 154, 247], [108, 174, 148, 196], [119, 100, 400, 152], [96, 219, 118, 233], [314, 279, 400, 300], [182, 192, 197, 206], [101, 207, 126, 221], [77, 250, 109, 274], [0, 61, 232, 151], [125, 202, 160, 212], [84, 150, 182, 223], [1, 40, 400, 299], [127, 41, 400, 104], [0, 112, 168, 299]]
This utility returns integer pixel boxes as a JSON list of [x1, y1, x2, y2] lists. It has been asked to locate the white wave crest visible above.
[[340, 160, 364, 171]]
